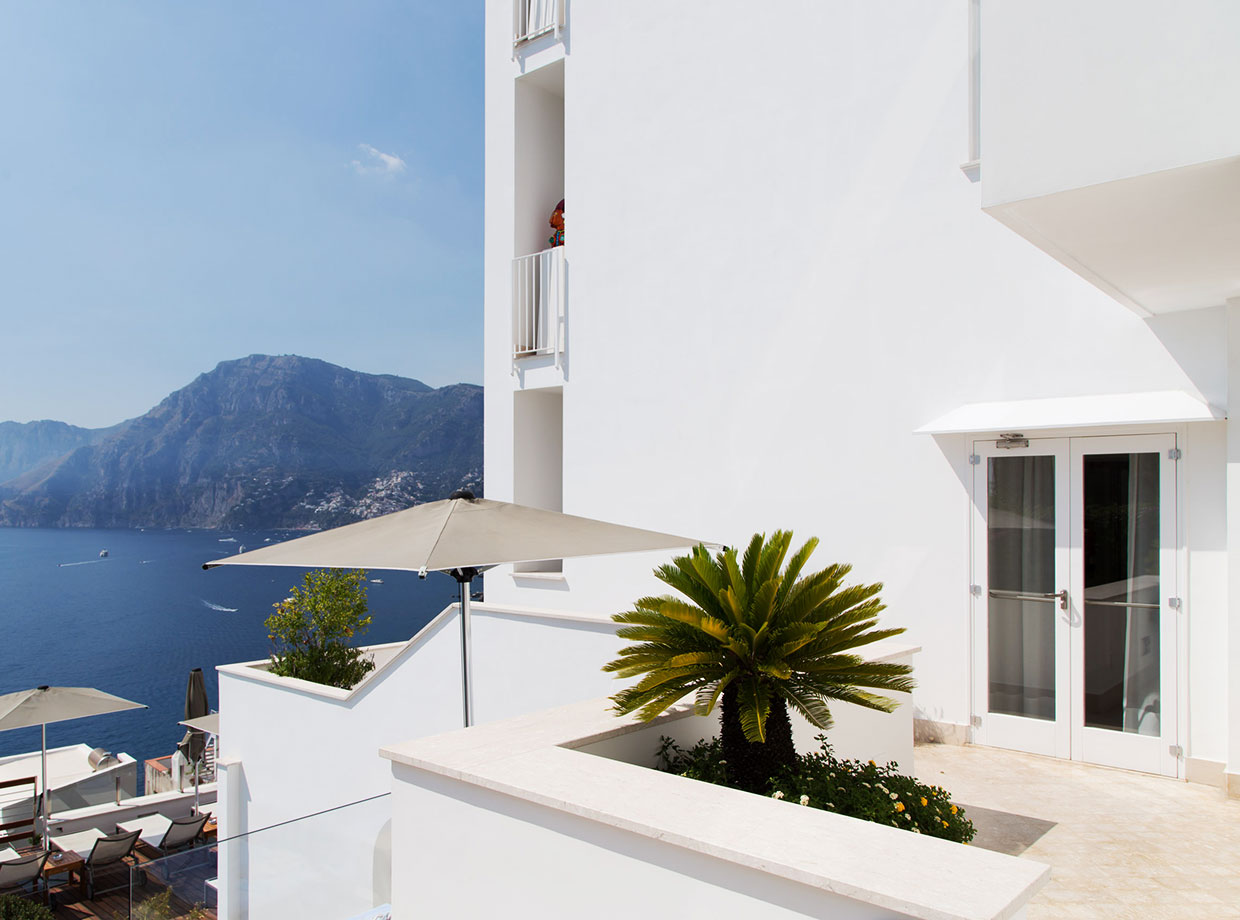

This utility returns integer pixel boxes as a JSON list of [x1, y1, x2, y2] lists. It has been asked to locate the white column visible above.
[[215, 756, 246, 920], [1226, 299, 1240, 797]]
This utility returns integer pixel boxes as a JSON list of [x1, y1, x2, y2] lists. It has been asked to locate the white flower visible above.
[[799, 795, 810, 806], [889, 792, 898, 800], [772, 790, 784, 800]]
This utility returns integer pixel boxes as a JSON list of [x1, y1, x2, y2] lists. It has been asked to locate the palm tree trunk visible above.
[[720, 685, 797, 793]]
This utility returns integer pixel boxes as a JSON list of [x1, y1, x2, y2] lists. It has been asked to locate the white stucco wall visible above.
[[383, 698, 1046, 920], [215, 612, 463, 919], [483, 0, 1230, 767], [980, 0, 1240, 207]]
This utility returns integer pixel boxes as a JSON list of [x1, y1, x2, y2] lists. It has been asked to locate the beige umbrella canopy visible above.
[[205, 490, 709, 725], [0, 686, 146, 832], [203, 492, 704, 575]]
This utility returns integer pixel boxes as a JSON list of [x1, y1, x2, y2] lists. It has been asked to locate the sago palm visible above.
[[605, 531, 914, 793]]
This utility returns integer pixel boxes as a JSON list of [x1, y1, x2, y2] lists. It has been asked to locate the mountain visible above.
[[0, 419, 128, 483], [0, 355, 482, 529]]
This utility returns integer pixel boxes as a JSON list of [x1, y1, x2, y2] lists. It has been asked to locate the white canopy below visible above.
[[916, 390, 1224, 435]]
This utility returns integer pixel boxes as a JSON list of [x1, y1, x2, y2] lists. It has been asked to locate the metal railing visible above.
[[513, 0, 565, 51], [512, 246, 566, 365]]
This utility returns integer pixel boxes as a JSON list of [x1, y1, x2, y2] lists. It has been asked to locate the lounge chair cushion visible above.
[[117, 814, 173, 850], [49, 828, 105, 858], [0, 846, 20, 864]]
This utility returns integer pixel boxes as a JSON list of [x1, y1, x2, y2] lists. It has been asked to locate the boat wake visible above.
[[217, 537, 238, 543], [201, 599, 239, 613], [58, 559, 105, 567]]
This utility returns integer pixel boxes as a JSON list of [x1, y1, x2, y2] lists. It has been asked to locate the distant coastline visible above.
[[0, 354, 482, 531]]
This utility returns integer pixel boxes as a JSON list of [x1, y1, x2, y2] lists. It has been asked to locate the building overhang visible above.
[[916, 390, 1225, 435], [983, 154, 1240, 317]]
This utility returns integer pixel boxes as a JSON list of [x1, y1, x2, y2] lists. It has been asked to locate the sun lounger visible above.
[[50, 827, 140, 899], [0, 850, 48, 903], [116, 812, 208, 855], [0, 846, 21, 863]]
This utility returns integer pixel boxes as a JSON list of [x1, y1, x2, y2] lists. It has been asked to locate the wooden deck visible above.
[[9, 842, 216, 920]]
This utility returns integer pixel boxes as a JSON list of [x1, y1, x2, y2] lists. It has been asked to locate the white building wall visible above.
[[980, 0, 1240, 207], [484, 0, 1227, 757]]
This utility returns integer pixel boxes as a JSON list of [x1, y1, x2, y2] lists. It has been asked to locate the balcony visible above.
[[977, 1, 1240, 316], [512, 246, 565, 365], [513, 0, 564, 51]]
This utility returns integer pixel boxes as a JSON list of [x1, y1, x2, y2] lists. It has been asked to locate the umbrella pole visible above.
[[40, 722, 48, 840], [460, 577, 474, 727]]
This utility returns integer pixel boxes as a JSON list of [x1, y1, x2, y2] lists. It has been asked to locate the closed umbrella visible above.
[[177, 669, 209, 812], [0, 686, 146, 834], [177, 668, 209, 766], [205, 490, 709, 726], [178, 714, 219, 817]]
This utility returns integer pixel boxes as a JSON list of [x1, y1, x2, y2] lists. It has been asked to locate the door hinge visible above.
[[970, 715, 982, 728], [1169, 597, 1182, 611], [968, 454, 981, 465], [969, 584, 981, 597], [1168, 448, 1182, 460], [1169, 744, 1183, 759]]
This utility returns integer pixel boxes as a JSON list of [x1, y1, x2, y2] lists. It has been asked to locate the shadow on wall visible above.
[[1145, 307, 1227, 411], [373, 818, 391, 905], [913, 705, 969, 746]]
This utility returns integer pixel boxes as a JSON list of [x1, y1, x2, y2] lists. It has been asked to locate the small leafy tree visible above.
[[605, 532, 915, 793], [265, 569, 375, 689]]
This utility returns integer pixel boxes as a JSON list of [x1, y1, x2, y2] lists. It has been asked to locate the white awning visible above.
[[916, 390, 1225, 435]]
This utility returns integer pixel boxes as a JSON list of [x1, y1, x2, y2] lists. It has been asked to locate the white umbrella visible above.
[[0, 686, 146, 834], [205, 490, 709, 726]]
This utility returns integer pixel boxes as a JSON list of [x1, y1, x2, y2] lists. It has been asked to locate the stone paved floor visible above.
[[915, 743, 1240, 919]]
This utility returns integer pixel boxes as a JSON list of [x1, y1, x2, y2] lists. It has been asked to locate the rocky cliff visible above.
[[0, 355, 482, 529]]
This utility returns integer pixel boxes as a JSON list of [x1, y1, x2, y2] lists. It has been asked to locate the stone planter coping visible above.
[[381, 692, 1048, 920]]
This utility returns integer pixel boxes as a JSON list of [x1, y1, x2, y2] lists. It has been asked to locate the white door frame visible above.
[[970, 437, 1071, 759], [969, 431, 1183, 777], [1070, 433, 1179, 777]]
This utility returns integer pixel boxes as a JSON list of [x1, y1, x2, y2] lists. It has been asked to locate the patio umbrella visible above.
[[0, 686, 146, 833], [177, 668, 209, 765], [178, 713, 220, 816], [205, 490, 709, 726], [177, 669, 209, 812]]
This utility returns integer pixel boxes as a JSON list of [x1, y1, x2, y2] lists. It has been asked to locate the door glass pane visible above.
[[1083, 453, 1160, 736], [987, 455, 1056, 720]]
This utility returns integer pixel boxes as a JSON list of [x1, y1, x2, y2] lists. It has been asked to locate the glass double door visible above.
[[971, 434, 1178, 776]]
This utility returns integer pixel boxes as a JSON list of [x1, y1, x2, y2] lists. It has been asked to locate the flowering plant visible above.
[[265, 569, 375, 689], [657, 734, 975, 843]]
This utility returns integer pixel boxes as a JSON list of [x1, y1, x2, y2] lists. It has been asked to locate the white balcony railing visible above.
[[513, 0, 564, 51], [512, 246, 565, 366]]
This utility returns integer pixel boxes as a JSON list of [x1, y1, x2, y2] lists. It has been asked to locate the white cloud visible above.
[[351, 144, 407, 177]]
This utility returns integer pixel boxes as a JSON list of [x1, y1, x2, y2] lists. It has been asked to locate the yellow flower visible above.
[[868, 760, 876, 766], [920, 797, 928, 807], [942, 820, 949, 827], [894, 802, 905, 812], [950, 805, 958, 815]]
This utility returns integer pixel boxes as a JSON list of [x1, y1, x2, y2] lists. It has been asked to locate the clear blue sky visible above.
[[0, 1, 482, 428]]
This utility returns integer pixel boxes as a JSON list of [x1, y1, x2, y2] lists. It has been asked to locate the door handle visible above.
[[988, 588, 1069, 610]]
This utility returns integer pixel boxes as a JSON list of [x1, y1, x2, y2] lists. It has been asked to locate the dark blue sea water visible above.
[[0, 528, 453, 779]]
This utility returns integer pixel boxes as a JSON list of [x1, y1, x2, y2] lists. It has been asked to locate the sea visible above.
[[0, 527, 454, 780]]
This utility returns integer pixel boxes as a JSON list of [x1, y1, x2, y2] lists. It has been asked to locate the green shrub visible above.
[[658, 735, 976, 844], [127, 888, 172, 920], [0, 894, 54, 920], [265, 568, 376, 689]]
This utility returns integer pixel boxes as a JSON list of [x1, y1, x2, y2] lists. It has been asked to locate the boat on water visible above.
[[98, 549, 109, 558], [370, 578, 383, 584]]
